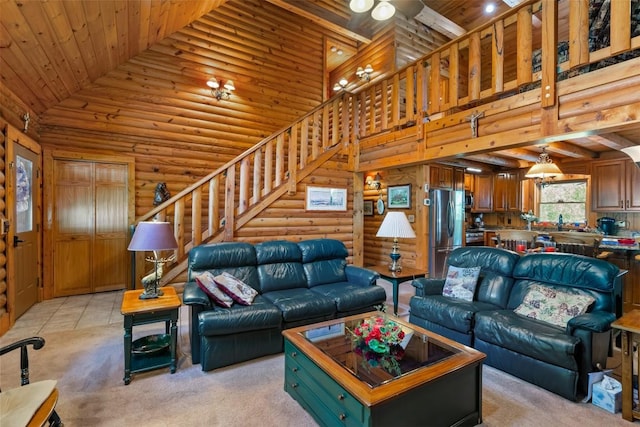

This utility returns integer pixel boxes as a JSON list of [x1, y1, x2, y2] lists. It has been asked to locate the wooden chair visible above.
[[549, 233, 602, 258], [495, 230, 538, 251], [0, 337, 62, 427]]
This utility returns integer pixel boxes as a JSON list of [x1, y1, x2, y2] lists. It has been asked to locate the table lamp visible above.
[[128, 221, 178, 299], [376, 212, 416, 272]]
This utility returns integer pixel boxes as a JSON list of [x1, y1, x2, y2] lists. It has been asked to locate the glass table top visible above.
[[298, 314, 458, 388]]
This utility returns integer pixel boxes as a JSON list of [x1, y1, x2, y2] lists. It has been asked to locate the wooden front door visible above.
[[13, 143, 40, 318], [44, 151, 134, 297]]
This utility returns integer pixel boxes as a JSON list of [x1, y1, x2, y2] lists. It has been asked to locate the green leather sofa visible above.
[[183, 238, 386, 371], [410, 247, 623, 401]]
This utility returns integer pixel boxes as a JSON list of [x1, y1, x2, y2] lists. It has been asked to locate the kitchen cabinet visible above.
[[454, 168, 465, 191], [472, 174, 493, 212], [494, 171, 520, 212], [520, 172, 535, 213], [464, 173, 474, 191], [592, 159, 640, 212], [484, 231, 497, 246], [429, 164, 453, 189]]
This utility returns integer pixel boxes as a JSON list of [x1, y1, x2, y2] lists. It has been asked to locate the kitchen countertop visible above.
[[478, 228, 639, 251]]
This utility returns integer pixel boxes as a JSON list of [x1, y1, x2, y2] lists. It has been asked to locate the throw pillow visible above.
[[513, 284, 595, 328], [442, 266, 481, 302], [195, 271, 234, 308], [215, 271, 258, 305]]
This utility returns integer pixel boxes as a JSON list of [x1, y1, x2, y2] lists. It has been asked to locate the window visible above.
[[538, 180, 587, 224]]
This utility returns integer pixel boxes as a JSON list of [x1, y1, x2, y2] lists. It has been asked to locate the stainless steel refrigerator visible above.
[[428, 189, 464, 278]]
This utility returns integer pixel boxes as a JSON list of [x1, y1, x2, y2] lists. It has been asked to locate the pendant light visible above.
[[371, 0, 395, 21], [525, 146, 562, 187], [349, 0, 374, 13]]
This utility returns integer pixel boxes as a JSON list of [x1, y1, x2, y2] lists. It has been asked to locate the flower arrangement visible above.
[[352, 316, 405, 353], [350, 316, 406, 375], [520, 210, 538, 231]]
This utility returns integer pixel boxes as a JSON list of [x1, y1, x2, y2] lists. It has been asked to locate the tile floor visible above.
[[1, 290, 126, 343]]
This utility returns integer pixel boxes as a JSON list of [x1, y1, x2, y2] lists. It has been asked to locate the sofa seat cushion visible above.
[[262, 289, 336, 322], [474, 310, 580, 371], [310, 282, 386, 312], [410, 295, 498, 334], [198, 295, 281, 336]]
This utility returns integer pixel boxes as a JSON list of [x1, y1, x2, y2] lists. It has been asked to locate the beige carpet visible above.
[[0, 280, 629, 426]]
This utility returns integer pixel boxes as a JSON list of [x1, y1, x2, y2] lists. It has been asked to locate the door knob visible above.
[[13, 235, 24, 247]]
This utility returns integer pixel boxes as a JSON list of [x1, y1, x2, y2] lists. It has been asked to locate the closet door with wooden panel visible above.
[[45, 152, 134, 297]]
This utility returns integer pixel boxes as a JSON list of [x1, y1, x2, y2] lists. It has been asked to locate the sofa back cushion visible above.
[[298, 239, 348, 287], [255, 240, 307, 293], [447, 247, 520, 308], [188, 242, 260, 292], [508, 253, 620, 312]]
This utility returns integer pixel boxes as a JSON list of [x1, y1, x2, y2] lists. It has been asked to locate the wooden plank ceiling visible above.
[[1, 0, 637, 170]]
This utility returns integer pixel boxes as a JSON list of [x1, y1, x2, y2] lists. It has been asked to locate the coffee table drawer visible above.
[[285, 341, 365, 424]]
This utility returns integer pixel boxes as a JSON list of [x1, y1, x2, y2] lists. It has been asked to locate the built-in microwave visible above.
[[464, 192, 474, 208]]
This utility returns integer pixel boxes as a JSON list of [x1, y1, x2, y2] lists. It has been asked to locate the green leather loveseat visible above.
[[409, 246, 623, 401], [182, 238, 386, 371]]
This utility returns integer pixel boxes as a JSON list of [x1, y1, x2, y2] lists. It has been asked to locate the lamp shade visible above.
[[524, 161, 563, 178], [525, 147, 562, 179], [128, 221, 178, 251], [376, 212, 416, 239]]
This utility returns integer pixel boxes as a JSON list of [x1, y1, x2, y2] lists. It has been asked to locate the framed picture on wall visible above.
[[387, 184, 411, 209], [305, 186, 347, 211], [363, 200, 374, 216]]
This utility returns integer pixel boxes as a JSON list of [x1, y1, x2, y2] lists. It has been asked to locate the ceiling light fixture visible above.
[[349, 0, 374, 13], [207, 77, 235, 101], [371, 0, 395, 21], [525, 146, 563, 187], [355, 64, 374, 82], [349, 0, 395, 21], [485, 3, 496, 14], [333, 77, 348, 91]]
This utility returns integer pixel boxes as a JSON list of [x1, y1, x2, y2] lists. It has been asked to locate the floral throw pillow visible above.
[[195, 271, 234, 308], [442, 266, 481, 301], [214, 272, 258, 305], [514, 284, 595, 328]]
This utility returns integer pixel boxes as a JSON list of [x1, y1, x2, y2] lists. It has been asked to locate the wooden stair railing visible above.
[[132, 0, 639, 286]]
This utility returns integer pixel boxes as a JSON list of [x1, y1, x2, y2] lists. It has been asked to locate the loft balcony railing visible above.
[[133, 0, 639, 285]]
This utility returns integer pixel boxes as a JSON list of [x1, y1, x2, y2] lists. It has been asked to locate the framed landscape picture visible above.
[[306, 186, 347, 211], [387, 184, 411, 209], [363, 200, 374, 216]]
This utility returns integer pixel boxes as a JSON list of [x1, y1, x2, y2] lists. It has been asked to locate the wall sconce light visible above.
[[207, 77, 235, 100], [333, 77, 348, 91], [525, 146, 563, 187], [355, 64, 373, 82], [366, 172, 382, 191]]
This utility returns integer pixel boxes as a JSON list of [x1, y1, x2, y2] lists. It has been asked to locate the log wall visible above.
[[38, 0, 336, 217]]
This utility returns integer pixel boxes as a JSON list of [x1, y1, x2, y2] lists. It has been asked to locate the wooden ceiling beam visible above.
[[586, 133, 638, 149], [466, 153, 526, 169], [493, 148, 541, 163], [265, 0, 372, 43], [545, 141, 599, 159], [413, 6, 466, 39]]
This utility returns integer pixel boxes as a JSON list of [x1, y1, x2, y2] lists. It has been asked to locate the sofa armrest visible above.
[[412, 277, 445, 297], [183, 281, 213, 309], [566, 311, 616, 334], [345, 265, 379, 286]]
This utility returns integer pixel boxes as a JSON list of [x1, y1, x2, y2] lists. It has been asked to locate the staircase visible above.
[[132, 0, 640, 286]]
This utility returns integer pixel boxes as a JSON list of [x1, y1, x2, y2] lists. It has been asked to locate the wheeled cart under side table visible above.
[[120, 286, 181, 385]]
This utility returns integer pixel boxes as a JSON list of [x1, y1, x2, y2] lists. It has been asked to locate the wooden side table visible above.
[[611, 309, 640, 421], [120, 286, 181, 385], [367, 265, 427, 315]]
